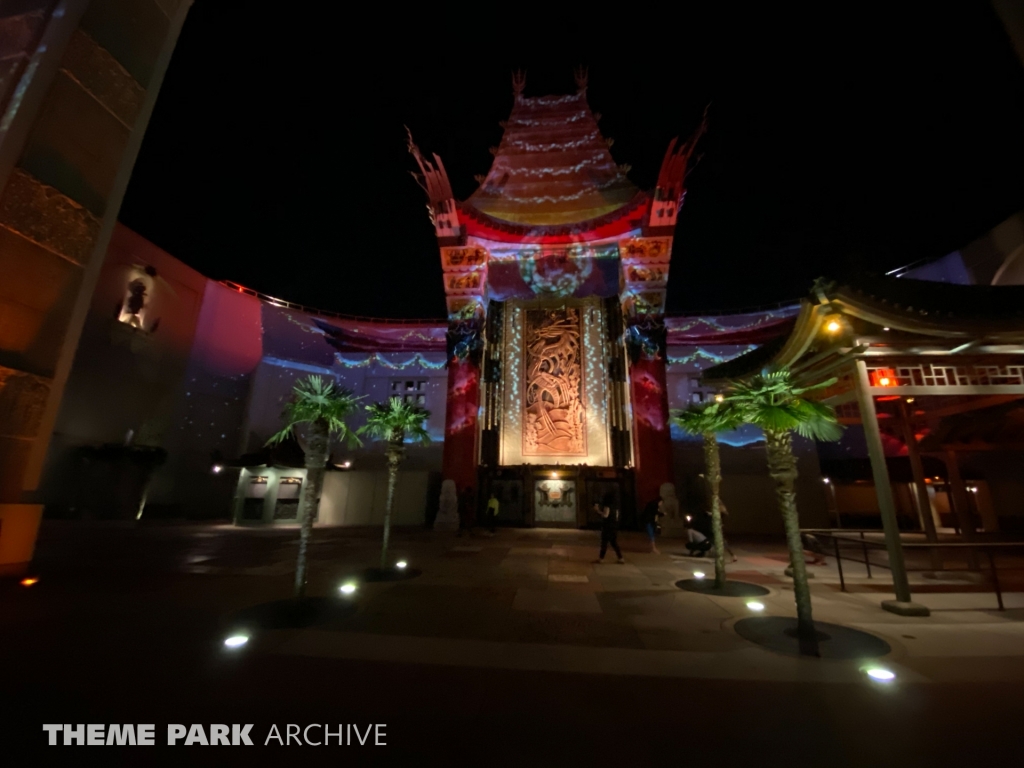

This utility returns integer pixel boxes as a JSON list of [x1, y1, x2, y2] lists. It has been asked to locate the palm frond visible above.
[[670, 401, 742, 436], [265, 375, 363, 446], [358, 396, 432, 445], [724, 366, 843, 442]]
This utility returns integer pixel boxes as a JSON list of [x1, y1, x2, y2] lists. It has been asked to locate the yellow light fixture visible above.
[[550, 472, 558, 479], [826, 319, 842, 334], [20, 577, 39, 587], [714, 394, 724, 403]]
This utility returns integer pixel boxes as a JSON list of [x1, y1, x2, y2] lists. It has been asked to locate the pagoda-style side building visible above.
[[408, 73, 705, 523]]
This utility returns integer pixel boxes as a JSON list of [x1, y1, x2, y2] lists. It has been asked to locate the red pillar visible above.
[[626, 317, 674, 510], [442, 356, 480, 493]]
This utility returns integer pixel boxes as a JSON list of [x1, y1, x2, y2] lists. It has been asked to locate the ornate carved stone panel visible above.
[[522, 307, 586, 456]]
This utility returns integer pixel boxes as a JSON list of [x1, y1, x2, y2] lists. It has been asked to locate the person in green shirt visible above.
[[486, 492, 500, 535]]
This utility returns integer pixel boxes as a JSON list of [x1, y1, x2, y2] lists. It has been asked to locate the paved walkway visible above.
[[7, 522, 1024, 765], [146, 523, 1024, 685]]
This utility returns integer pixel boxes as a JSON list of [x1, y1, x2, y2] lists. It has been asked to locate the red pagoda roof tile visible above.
[[464, 91, 638, 227]]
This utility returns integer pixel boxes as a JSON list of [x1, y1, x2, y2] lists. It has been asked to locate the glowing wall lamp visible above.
[[871, 368, 897, 388]]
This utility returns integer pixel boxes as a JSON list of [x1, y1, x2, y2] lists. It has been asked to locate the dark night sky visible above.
[[118, 4, 1024, 319]]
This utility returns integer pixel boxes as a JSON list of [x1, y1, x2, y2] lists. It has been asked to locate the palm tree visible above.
[[725, 368, 842, 639], [671, 400, 742, 589], [359, 397, 431, 570], [267, 375, 360, 598]]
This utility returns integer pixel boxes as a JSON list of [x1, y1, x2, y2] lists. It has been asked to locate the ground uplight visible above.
[[693, 572, 705, 580], [865, 667, 896, 682], [396, 561, 408, 570], [224, 635, 249, 649], [746, 601, 765, 612], [339, 582, 357, 595], [20, 577, 39, 587]]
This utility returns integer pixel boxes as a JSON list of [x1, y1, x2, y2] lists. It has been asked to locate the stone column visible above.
[[854, 360, 929, 616], [0, 1, 193, 575], [944, 450, 976, 539], [897, 399, 940, 571]]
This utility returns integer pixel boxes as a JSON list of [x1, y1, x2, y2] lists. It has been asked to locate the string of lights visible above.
[[666, 345, 759, 367], [666, 309, 798, 335], [334, 353, 447, 370]]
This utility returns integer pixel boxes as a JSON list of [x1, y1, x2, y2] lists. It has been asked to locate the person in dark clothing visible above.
[[640, 498, 663, 554], [593, 493, 625, 564], [692, 508, 713, 539], [457, 487, 476, 537], [684, 518, 713, 557]]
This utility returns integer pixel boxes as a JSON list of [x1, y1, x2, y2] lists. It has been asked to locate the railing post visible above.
[[861, 531, 872, 579], [987, 549, 1004, 611], [833, 536, 846, 592]]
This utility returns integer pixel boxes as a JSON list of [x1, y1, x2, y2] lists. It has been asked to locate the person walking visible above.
[[593, 493, 625, 564], [640, 498, 663, 554], [485, 492, 500, 536]]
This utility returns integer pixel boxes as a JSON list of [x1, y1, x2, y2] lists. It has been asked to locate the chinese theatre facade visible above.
[[408, 72, 705, 526]]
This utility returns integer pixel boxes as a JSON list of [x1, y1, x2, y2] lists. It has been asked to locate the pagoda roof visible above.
[[702, 274, 1024, 382], [464, 91, 640, 228]]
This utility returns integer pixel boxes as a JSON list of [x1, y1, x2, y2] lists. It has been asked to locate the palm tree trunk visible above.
[[380, 442, 402, 569], [704, 432, 727, 590], [294, 420, 329, 599], [765, 428, 816, 639]]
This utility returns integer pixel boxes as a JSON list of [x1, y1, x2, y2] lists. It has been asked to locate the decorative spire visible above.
[[406, 126, 461, 240], [512, 69, 526, 98], [655, 104, 709, 200], [405, 125, 455, 206], [647, 105, 709, 231], [574, 65, 588, 93]]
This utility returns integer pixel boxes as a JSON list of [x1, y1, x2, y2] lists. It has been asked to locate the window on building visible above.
[[390, 379, 428, 407], [274, 477, 302, 520], [242, 476, 268, 520]]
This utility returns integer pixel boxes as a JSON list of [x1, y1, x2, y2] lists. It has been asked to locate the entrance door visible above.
[[491, 479, 525, 525], [534, 479, 577, 524]]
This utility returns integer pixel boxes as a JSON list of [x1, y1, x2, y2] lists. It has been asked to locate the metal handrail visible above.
[[219, 280, 447, 325], [666, 299, 801, 318], [801, 529, 1024, 611]]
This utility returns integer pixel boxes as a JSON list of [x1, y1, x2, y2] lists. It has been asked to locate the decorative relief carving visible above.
[[523, 308, 586, 456], [446, 270, 483, 293], [623, 290, 667, 316], [441, 246, 487, 271], [625, 264, 667, 285], [619, 237, 672, 264]]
